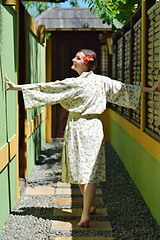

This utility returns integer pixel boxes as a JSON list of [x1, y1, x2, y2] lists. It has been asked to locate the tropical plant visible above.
[[84, 0, 142, 30], [25, 0, 79, 19], [25, 2, 60, 19]]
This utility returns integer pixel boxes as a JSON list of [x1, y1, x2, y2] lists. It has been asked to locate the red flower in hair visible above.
[[84, 55, 94, 64]]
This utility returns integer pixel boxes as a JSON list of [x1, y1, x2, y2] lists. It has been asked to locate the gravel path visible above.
[[102, 144, 160, 240], [0, 140, 160, 239]]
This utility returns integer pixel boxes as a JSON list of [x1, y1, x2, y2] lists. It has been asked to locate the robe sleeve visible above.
[[21, 79, 83, 110], [105, 78, 142, 110]]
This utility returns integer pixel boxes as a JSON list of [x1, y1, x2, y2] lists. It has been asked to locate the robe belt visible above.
[[68, 112, 99, 120]]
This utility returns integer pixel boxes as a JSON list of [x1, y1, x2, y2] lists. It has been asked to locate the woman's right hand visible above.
[[5, 74, 20, 91]]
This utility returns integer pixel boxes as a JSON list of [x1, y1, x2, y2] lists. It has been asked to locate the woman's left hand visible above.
[[151, 80, 160, 92]]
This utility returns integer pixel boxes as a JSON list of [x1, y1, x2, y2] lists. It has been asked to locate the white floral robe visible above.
[[21, 71, 141, 184]]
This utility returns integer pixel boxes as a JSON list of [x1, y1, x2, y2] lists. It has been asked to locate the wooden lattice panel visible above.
[[147, 2, 160, 137], [124, 30, 131, 84], [112, 49, 116, 80], [116, 37, 123, 112], [100, 44, 108, 76], [131, 18, 142, 125], [123, 30, 131, 117], [117, 37, 123, 82], [110, 47, 116, 109]]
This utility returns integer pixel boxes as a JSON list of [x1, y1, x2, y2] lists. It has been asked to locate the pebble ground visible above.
[[0, 139, 160, 240]]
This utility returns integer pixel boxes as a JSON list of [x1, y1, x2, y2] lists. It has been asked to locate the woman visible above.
[[5, 49, 160, 227]]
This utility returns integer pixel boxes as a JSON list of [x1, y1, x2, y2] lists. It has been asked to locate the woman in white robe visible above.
[[5, 49, 160, 227]]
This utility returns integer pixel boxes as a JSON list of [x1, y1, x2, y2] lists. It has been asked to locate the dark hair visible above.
[[80, 49, 97, 72]]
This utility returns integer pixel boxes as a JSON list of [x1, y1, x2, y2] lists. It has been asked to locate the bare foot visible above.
[[78, 215, 90, 227], [90, 206, 96, 215]]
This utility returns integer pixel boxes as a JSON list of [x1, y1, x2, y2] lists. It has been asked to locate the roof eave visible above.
[[45, 28, 113, 31]]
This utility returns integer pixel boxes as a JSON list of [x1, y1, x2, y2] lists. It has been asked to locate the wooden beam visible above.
[[46, 39, 52, 143], [27, 110, 47, 138], [9, 135, 17, 161], [0, 136, 18, 173], [107, 38, 114, 55], [141, 0, 147, 131], [3, 0, 16, 6], [26, 11, 38, 36], [0, 144, 9, 173], [38, 25, 45, 44]]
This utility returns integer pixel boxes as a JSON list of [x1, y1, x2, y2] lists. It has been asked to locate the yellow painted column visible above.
[[46, 39, 52, 143], [141, 0, 147, 131], [24, 13, 29, 178]]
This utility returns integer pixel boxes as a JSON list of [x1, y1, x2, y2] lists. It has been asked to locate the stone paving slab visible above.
[[57, 183, 78, 188], [24, 186, 54, 196], [57, 182, 100, 188], [53, 197, 104, 206], [55, 188, 102, 195], [51, 220, 112, 231], [53, 208, 108, 217], [51, 237, 116, 240]]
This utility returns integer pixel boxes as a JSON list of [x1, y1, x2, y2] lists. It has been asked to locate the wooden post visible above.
[[3, 0, 16, 6], [38, 25, 45, 44], [141, 0, 147, 131], [16, 0, 19, 201], [46, 39, 52, 143], [107, 38, 114, 55]]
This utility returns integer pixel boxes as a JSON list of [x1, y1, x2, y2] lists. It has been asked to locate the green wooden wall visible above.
[[0, 3, 18, 232], [27, 28, 46, 178]]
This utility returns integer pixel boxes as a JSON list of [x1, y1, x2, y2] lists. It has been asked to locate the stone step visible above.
[[53, 208, 108, 217], [57, 182, 78, 188], [51, 220, 112, 231], [24, 186, 54, 196], [56, 182, 100, 188], [51, 237, 116, 240], [55, 188, 102, 196], [53, 197, 104, 206]]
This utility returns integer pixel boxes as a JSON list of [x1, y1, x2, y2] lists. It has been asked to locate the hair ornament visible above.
[[84, 55, 94, 64]]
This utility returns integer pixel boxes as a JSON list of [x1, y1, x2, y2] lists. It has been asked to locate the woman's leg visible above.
[[78, 183, 96, 227], [78, 184, 96, 215], [78, 184, 84, 195]]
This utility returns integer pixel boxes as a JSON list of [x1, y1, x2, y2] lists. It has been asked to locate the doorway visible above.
[[51, 31, 101, 138]]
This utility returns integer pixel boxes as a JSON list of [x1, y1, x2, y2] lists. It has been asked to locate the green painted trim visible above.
[[9, 155, 17, 210], [110, 119, 160, 225], [0, 166, 10, 232], [0, 156, 17, 232]]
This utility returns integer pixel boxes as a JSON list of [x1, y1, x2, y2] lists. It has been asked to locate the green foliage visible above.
[[25, 0, 79, 19], [84, 0, 142, 30], [25, 2, 60, 18], [45, 32, 51, 40], [70, 0, 79, 7]]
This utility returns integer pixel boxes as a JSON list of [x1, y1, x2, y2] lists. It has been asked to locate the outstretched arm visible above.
[[5, 74, 22, 91], [141, 80, 160, 93], [105, 77, 160, 110]]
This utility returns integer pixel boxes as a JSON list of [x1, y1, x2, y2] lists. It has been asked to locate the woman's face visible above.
[[71, 51, 88, 75]]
